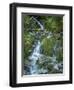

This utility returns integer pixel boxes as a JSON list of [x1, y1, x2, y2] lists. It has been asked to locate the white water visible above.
[[32, 17, 44, 30], [29, 41, 41, 74], [28, 33, 53, 74]]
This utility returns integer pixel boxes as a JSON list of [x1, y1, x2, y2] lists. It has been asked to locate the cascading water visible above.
[[32, 17, 44, 30], [29, 41, 41, 74], [28, 17, 44, 74], [26, 16, 63, 75]]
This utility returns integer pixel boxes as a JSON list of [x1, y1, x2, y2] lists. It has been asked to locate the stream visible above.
[[29, 41, 41, 74], [24, 16, 63, 75], [29, 17, 44, 74]]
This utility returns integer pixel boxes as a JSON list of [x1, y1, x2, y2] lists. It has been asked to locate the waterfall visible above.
[[28, 17, 45, 74], [29, 41, 41, 74], [24, 17, 63, 75], [32, 17, 44, 30]]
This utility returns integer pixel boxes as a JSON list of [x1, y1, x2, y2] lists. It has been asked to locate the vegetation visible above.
[[23, 15, 63, 75]]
